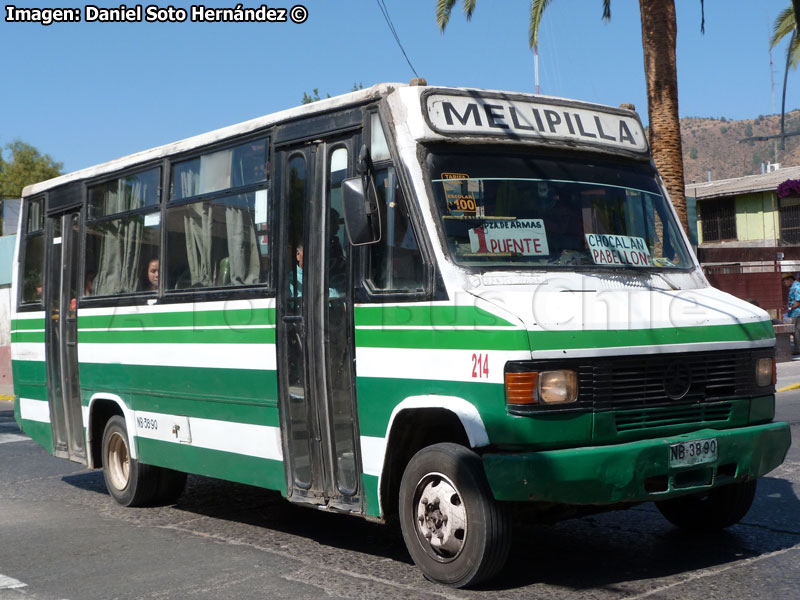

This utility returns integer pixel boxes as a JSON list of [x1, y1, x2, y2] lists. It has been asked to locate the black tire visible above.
[[398, 443, 511, 588], [101, 416, 158, 507], [154, 468, 187, 505], [656, 480, 757, 531]]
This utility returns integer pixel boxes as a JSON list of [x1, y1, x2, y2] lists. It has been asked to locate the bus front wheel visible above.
[[655, 480, 757, 531], [101, 415, 159, 507], [398, 443, 511, 588]]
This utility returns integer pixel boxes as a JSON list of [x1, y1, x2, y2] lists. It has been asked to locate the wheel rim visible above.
[[106, 431, 130, 491], [412, 472, 467, 562]]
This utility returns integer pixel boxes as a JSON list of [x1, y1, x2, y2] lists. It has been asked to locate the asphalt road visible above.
[[1, 388, 798, 600]]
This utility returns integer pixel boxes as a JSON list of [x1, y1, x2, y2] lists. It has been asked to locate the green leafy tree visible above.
[[301, 88, 329, 104], [302, 83, 364, 104], [0, 140, 62, 199], [436, 0, 703, 234]]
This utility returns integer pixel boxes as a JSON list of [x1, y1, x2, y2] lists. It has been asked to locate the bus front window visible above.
[[426, 148, 691, 271]]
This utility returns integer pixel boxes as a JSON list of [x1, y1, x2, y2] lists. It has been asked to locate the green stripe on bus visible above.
[[362, 473, 380, 517], [11, 332, 45, 343], [527, 321, 774, 351], [78, 308, 276, 330], [355, 328, 528, 350], [12, 360, 47, 388], [79, 363, 279, 424], [137, 438, 286, 494], [78, 328, 275, 344], [355, 375, 504, 437], [11, 318, 46, 331], [19, 419, 53, 453], [354, 305, 515, 328]]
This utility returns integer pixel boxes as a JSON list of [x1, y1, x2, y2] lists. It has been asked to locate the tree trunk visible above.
[[638, 0, 688, 235]]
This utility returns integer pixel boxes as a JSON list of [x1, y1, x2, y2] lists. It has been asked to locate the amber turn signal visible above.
[[505, 372, 539, 405]]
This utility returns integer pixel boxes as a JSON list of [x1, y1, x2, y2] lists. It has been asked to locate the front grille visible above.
[[614, 402, 732, 432], [508, 348, 772, 415], [589, 351, 752, 408]]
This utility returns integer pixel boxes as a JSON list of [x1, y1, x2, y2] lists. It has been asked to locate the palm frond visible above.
[[700, 0, 705, 33], [436, 0, 458, 31], [529, 0, 553, 49], [770, 7, 796, 49], [770, 6, 799, 69], [602, 0, 611, 23], [463, 0, 476, 21]]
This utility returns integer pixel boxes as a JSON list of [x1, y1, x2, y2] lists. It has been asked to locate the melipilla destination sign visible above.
[[426, 93, 647, 152]]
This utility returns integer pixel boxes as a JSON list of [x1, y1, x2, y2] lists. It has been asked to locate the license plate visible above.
[[669, 438, 718, 468]]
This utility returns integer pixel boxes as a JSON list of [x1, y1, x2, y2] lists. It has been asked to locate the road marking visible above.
[[0, 433, 28, 445], [777, 382, 800, 392], [0, 575, 26, 589], [625, 545, 800, 599]]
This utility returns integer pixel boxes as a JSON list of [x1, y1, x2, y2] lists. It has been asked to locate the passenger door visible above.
[[45, 209, 85, 463], [275, 134, 361, 511]]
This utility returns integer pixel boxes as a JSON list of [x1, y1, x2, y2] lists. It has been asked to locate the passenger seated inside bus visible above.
[[142, 257, 159, 291]]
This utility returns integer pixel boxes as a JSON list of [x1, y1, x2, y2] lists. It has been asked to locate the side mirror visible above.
[[342, 176, 381, 246]]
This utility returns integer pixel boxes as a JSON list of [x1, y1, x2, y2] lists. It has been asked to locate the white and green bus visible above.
[[12, 81, 791, 587]]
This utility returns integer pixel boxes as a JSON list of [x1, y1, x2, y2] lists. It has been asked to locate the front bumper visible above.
[[483, 422, 791, 504]]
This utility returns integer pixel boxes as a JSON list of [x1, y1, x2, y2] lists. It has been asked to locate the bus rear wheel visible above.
[[398, 443, 511, 588], [655, 480, 757, 531], [101, 416, 159, 507]]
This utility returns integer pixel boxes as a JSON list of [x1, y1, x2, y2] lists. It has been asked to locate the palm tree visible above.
[[770, 2, 800, 151], [436, 0, 690, 234]]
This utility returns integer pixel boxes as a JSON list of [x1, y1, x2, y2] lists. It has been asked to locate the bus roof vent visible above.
[[409, 77, 428, 86]]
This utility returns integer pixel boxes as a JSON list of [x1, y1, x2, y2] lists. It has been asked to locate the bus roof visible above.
[[22, 82, 647, 197], [21, 82, 402, 197]]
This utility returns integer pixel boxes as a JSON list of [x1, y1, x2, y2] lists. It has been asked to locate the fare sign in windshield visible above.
[[586, 234, 653, 267], [426, 93, 647, 152]]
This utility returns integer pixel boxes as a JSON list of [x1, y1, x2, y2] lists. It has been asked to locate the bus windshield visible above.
[[427, 148, 692, 270]]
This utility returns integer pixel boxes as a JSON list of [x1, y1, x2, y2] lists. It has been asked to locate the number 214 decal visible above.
[[471, 353, 489, 378]]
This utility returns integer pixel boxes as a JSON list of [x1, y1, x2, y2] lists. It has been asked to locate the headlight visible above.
[[539, 370, 579, 404], [505, 369, 578, 405], [755, 357, 775, 387]]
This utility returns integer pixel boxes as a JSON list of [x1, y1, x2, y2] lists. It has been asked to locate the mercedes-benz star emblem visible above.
[[664, 360, 692, 400]]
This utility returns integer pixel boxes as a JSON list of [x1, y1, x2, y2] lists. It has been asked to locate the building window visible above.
[[779, 196, 800, 244], [700, 198, 736, 242]]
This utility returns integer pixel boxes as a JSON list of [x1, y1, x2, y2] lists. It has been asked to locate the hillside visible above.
[[680, 109, 800, 184]]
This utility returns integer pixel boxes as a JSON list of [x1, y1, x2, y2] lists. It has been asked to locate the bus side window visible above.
[[85, 168, 161, 296], [165, 138, 270, 291], [20, 198, 45, 305], [166, 193, 268, 290], [367, 166, 424, 293]]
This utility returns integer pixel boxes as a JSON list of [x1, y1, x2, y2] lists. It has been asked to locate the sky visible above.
[[0, 0, 797, 174]]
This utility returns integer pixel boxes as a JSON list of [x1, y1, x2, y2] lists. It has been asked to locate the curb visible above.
[[777, 383, 800, 392]]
